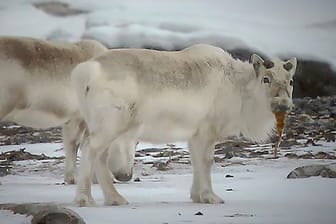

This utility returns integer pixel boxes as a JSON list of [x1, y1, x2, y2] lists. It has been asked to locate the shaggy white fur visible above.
[[0, 36, 107, 184], [71, 44, 297, 206]]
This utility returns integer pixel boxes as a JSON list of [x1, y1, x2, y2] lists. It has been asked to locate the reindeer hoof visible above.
[[74, 194, 96, 207], [191, 190, 224, 204], [104, 195, 129, 206], [64, 173, 76, 185]]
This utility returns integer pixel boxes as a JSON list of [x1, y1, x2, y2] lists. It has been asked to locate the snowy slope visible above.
[[0, 0, 335, 66]]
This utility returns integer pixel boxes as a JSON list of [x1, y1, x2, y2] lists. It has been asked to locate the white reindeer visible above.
[[71, 44, 297, 206], [0, 36, 135, 184]]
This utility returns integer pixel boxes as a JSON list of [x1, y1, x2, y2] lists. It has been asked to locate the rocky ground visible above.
[[29, 1, 336, 99], [0, 96, 335, 168]]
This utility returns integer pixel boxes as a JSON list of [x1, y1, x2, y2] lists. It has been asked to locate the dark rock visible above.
[[304, 139, 322, 147], [194, 211, 203, 216], [152, 160, 172, 171], [0, 203, 86, 224], [249, 150, 269, 157], [224, 213, 255, 217], [297, 114, 314, 124], [324, 132, 336, 142], [134, 177, 141, 182], [223, 152, 234, 159], [287, 164, 336, 178], [214, 156, 224, 163], [0, 122, 62, 146], [314, 151, 336, 159], [225, 174, 234, 178], [280, 139, 299, 148], [284, 153, 299, 159], [292, 60, 336, 98], [299, 153, 315, 159], [0, 161, 12, 176], [33, 2, 89, 17], [0, 148, 63, 161]]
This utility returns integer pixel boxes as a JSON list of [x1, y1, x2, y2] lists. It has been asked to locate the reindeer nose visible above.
[[276, 104, 291, 113], [114, 171, 133, 182], [271, 98, 292, 113]]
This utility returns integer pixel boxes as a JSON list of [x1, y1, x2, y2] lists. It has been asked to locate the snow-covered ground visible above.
[[1, 142, 336, 224], [0, 0, 335, 67], [0, 1, 336, 223]]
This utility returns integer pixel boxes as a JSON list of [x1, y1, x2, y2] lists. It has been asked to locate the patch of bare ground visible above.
[[33, 1, 88, 17]]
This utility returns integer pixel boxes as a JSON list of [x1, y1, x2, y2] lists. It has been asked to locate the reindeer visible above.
[[0, 36, 135, 184], [71, 44, 297, 206]]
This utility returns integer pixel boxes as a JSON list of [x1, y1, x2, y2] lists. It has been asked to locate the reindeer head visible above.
[[251, 54, 297, 114]]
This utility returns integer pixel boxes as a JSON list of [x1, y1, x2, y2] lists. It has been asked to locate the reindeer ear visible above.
[[250, 54, 264, 77], [284, 57, 297, 75]]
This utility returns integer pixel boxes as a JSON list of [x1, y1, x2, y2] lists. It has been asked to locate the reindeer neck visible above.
[[234, 61, 276, 143]]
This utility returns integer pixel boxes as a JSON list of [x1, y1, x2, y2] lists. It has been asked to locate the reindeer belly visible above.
[[139, 114, 199, 142], [3, 81, 78, 129], [137, 89, 214, 142]]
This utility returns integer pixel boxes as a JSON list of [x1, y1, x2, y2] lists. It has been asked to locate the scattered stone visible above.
[[221, 162, 247, 167], [284, 153, 299, 159], [214, 156, 224, 163], [134, 177, 141, 182], [299, 152, 315, 159], [55, 182, 66, 185], [226, 188, 234, 191], [224, 213, 255, 217], [225, 174, 234, 178], [287, 164, 336, 178], [194, 211, 203, 216], [249, 150, 269, 157], [141, 171, 150, 176], [0, 161, 12, 176], [33, 1, 88, 17], [297, 114, 314, 124], [215, 140, 250, 153], [304, 139, 322, 147], [152, 160, 172, 171], [0, 96, 336, 163], [279, 139, 299, 148], [0, 203, 86, 224], [0, 148, 63, 161], [314, 151, 336, 159], [285, 152, 336, 160], [324, 132, 336, 142], [0, 122, 62, 146]]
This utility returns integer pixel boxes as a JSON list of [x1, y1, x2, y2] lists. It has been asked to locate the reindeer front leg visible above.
[[188, 125, 224, 204]]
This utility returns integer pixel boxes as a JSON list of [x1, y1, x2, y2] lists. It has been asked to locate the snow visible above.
[[0, 1, 336, 223], [0, 143, 64, 157], [0, 1, 86, 42], [1, 142, 336, 223], [0, 0, 335, 67], [0, 210, 32, 224]]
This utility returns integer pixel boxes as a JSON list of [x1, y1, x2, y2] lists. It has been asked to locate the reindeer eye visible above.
[[289, 79, 294, 86], [262, 76, 271, 84]]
